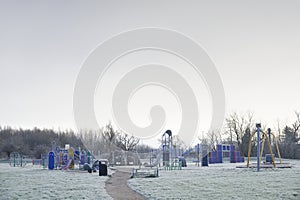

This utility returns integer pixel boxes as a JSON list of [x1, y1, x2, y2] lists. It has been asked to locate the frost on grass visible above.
[[128, 160, 300, 200], [0, 164, 112, 200]]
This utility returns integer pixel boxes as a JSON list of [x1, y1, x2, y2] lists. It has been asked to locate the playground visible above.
[[1, 129, 299, 199], [7, 143, 107, 174], [126, 129, 299, 199]]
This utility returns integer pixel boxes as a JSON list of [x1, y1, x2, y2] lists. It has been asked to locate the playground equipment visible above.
[[201, 144, 208, 166], [9, 152, 25, 167], [139, 130, 186, 175], [207, 144, 244, 164], [132, 167, 159, 178], [48, 151, 55, 170], [259, 128, 282, 164], [7, 143, 95, 172], [181, 142, 245, 166], [242, 124, 291, 170], [162, 130, 172, 166], [161, 130, 187, 170], [164, 158, 183, 170], [59, 148, 91, 170], [42, 144, 92, 170]]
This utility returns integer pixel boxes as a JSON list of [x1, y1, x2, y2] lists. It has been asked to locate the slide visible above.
[[66, 159, 73, 169], [61, 159, 73, 170]]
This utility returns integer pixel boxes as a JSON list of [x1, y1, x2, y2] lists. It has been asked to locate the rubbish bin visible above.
[[99, 162, 107, 176], [202, 154, 208, 167], [265, 154, 273, 164]]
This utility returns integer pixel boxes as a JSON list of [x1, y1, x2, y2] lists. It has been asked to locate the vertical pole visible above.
[[197, 144, 200, 167], [112, 151, 115, 166], [257, 126, 261, 172], [267, 128, 271, 144], [150, 149, 152, 165], [87, 151, 91, 164], [13, 152, 16, 167], [169, 135, 172, 167]]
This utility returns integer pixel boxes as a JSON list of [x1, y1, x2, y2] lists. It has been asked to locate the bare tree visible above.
[[172, 135, 186, 157], [205, 129, 221, 151], [198, 137, 208, 146], [172, 135, 186, 149], [102, 122, 118, 145], [292, 111, 300, 138], [115, 132, 140, 165], [275, 119, 283, 142], [225, 111, 255, 151], [115, 133, 140, 152], [79, 129, 102, 156], [102, 122, 120, 163]]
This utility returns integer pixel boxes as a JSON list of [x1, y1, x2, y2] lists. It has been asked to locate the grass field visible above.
[[0, 164, 112, 200], [0, 160, 299, 199], [128, 160, 300, 200]]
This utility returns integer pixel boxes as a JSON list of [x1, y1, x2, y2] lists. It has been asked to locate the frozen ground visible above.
[[1, 160, 299, 200], [0, 164, 112, 200], [128, 160, 300, 200]]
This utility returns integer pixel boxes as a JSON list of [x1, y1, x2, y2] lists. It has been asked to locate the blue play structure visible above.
[[209, 144, 244, 164], [48, 151, 55, 170], [201, 144, 208, 167], [39, 144, 93, 170], [180, 143, 245, 166]]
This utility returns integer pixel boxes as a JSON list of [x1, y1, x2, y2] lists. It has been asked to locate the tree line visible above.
[[1, 112, 300, 161], [0, 123, 150, 165], [0, 127, 84, 159]]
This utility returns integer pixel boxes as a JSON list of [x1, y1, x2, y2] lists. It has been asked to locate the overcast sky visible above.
[[1, 1, 300, 143]]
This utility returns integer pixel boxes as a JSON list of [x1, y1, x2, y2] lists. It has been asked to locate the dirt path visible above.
[[105, 168, 146, 200]]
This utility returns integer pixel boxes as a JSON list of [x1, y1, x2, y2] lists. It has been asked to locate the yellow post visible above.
[[247, 133, 256, 167], [273, 135, 282, 164], [260, 136, 265, 163], [264, 133, 276, 168]]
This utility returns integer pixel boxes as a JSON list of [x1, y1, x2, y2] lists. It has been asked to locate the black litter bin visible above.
[[202, 155, 208, 167], [99, 162, 107, 176]]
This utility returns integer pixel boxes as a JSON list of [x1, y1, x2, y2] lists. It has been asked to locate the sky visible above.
[[0, 0, 300, 145]]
